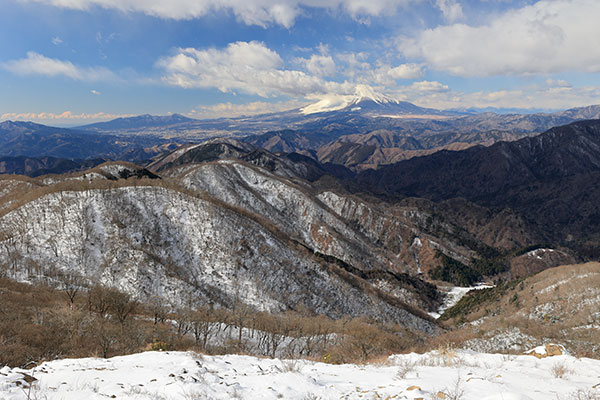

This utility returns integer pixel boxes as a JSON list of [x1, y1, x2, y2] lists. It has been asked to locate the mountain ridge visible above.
[[4, 102, 600, 173], [77, 113, 195, 131], [351, 119, 600, 254]]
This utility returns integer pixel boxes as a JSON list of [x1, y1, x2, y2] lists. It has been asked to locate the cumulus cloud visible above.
[[299, 54, 336, 77], [318, 57, 419, 85], [435, 0, 463, 22], [157, 41, 349, 97], [2, 52, 117, 81], [24, 0, 416, 28], [336, 52, 371, 79], [384, 63, 424, 80], [400, 0, 600, 77], [345, 63, 423, 87]]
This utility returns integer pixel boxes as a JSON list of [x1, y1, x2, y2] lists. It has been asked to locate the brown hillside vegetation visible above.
[[434, 262, 600, 357], [0, 276, 422, 368]]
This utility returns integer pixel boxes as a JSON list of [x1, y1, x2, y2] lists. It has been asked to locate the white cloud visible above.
[[385, 63, 424, 80], [159, 42, 429, 102], [389, 82, 600, 111], [0, 111, 133, 123], [51, 36, 63, 45], [400, 0, 600, 77], [2, 52, 117, 81], [435, 0, 463, 22], [460, 86, 600, 110], [91, 89, 101, 95], [335, 51, 371, 79], [338, 61, 423, 86], [545, 78, 571, 88], [24, 0, 416, 28], [298, 54, 336, 77], [409, 80, 449, 92], [157, 41, 349, 97]]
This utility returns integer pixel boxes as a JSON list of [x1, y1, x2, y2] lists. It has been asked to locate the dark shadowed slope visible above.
[[0, 156, 106, 177], [353, 120, 600, 252]]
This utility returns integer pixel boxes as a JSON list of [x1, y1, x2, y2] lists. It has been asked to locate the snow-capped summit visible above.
[[300, 85, 445, 116], [350, 84, 399, 105], [300, 86, 400, 115]]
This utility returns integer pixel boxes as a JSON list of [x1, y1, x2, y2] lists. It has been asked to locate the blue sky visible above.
[[1, 0, 599, 125]]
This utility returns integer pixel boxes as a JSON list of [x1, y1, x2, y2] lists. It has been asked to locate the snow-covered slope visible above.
[[0, 154, 488, 330], [0, 176, 38, 211], [0, 179, 438, 331], [1, 349, 598, 399], [181, 161, 382, 269], [180, 160, 473, 310], [436, 262, 600, 356]]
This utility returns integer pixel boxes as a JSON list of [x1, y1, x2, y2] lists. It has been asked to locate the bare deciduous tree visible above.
[[57, 273, 84, 310], [192, 305, 217, 350], [87, 285, 112, 319], [109, 290, 137, 326]]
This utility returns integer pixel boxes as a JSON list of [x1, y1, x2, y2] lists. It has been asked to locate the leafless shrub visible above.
[[394, 358, 416, 379], [191, 306, 217, 350], [568, 389, 600, 400], [181, 387, 216, 400], [302, 393, 322, 400], [443, 376, 465, 400], [420, 345, 459, 368], [87, 285, 112, 318], [551, 361, 573, 379], [281, 359, 302, 373], [55, 273, 85, 309], [148, 296, 170, 325]]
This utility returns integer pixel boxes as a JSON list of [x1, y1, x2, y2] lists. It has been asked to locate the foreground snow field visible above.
[[1, 350, 599, 400]]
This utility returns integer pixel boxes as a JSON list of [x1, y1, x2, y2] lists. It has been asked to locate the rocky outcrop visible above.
[[525, 344, 568, 358]]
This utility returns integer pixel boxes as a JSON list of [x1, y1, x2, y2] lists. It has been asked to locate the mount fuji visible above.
[[300, 85, 451, 117]]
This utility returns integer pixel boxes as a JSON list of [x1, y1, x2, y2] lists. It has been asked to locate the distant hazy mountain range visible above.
[[0, 120, 173, 161], [75, 95, 600, 144], [1, 93, 600, 175], [80, 113, 195, 131], [79, 95, 600, 171]]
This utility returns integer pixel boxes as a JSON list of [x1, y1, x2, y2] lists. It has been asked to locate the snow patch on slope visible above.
[[430, 284, 494, 319]]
